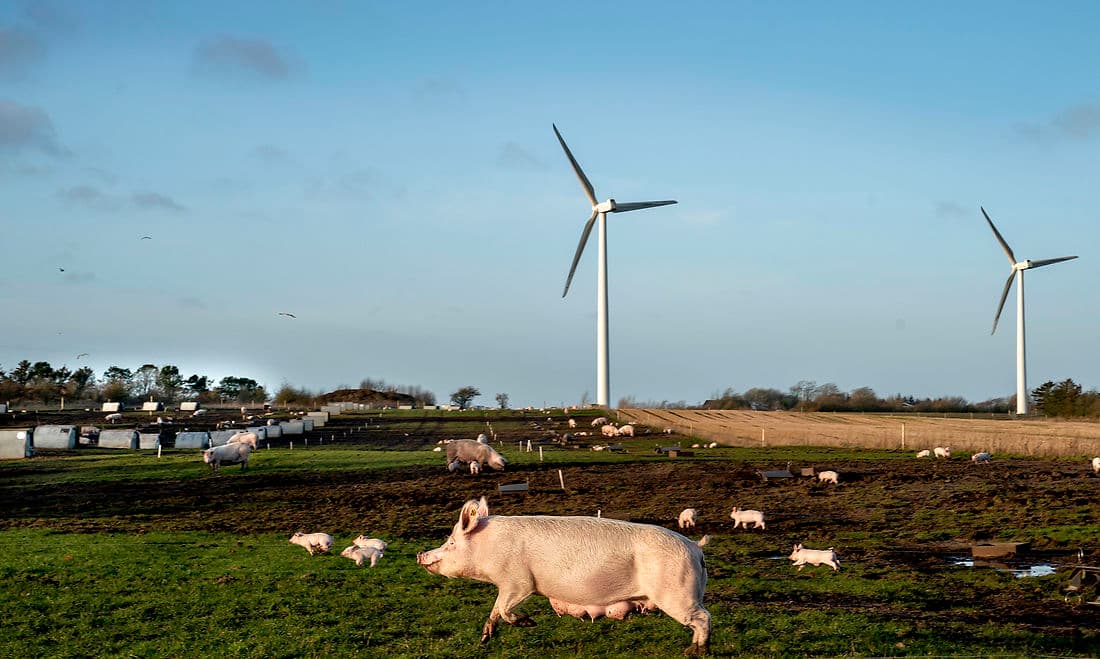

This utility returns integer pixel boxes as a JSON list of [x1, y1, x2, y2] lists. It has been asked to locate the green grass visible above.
[[2, 422, 1097, 657], [0, 528, 1088, 658]]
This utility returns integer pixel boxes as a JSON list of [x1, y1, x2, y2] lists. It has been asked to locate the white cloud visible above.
[[497, 141, 546, 171], [193, 35, 294, 80], [935, 201, 967, 218], [0, 98, 67, 156], [132, 191, 186, 212], [1013, 103, 1100, 143]]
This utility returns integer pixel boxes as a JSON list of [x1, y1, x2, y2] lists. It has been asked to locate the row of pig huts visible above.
[[0, 410, 331, 459]]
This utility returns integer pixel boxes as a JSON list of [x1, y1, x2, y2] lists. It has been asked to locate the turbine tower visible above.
[[981, 206, 1077, 415], [554, 124, 677, 408]]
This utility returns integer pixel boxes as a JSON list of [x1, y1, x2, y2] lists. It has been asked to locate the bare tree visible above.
[[495, 392, 509, 409]]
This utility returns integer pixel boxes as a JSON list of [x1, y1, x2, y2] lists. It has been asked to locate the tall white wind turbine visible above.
[[554, 124, 677, 408], [981, 206, 1077, 415]]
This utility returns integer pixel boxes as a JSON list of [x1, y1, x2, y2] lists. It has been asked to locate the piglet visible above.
[[289, 532, 334, 555], [341, 545, 382, 567], [788, 543, 840, 571]]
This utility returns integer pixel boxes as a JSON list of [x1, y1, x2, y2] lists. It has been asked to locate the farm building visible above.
[[0, 403, 8, 413], [279, 420, 304, 435], [246, 426, 268, 440], [179, 402, 200, 412], [264, 424, 283, 439], [138, 433, 160, 450], [0, 429, 33, 459], [33, 425, 78, 449], [101, 402, 122, 412], [301, 418, 314, 432], [174, 431, 209, 449], [98, 430, 139, 449], [141, 402, 163, 412]]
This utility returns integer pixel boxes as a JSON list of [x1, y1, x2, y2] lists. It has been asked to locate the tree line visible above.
[[704, 380, 1015, 414], [1030, 379, 1100, 417], [0, 360, 265, 405], [6, 356, 1095, 418]]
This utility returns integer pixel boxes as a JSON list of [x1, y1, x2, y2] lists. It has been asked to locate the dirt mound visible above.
[[316, 388, 416, 407]]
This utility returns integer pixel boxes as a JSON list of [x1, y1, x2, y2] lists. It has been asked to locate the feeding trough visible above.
[[498, 480, 529, 494], [972, 541, 1030, 559], [1064, 565, 1100, 604], [760, 463, 794, 482], [656, 446, 692, 458]]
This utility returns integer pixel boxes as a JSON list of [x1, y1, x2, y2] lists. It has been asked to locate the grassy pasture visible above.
[[1, 412, 1098, 657]]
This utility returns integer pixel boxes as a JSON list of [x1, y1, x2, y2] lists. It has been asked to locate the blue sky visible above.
[[2, 1, 1097, 407]]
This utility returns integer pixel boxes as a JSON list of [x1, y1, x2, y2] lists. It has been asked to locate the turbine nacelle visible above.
[[595, 199, 616, 213], [1014, 260, 1032, 271]]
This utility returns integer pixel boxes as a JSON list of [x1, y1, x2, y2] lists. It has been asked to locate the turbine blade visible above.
[[563, 210, 598, 297], [991, 270, 1015, 335], [553, 124, 598, 207], [611, 200, 678, 213], [1029, 255, 1078, 269], [980, 207, 1017, 265]]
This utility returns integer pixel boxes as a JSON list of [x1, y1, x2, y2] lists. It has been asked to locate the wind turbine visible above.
[[981, 206, 1077, 415], [554, 124, 677, 408]]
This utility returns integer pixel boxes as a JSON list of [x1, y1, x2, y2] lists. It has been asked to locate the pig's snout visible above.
[[416, 551, 440, 570]]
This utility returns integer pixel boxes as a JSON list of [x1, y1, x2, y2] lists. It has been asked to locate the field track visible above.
[[621, 409, 1100, 457]]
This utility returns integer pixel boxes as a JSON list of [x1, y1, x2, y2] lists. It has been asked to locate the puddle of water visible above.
[[950, 557, 1056, 578]]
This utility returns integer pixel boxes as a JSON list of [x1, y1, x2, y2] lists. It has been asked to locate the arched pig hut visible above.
[[0, 429, 33, 459], [98, 429, 139, 449], [32, 425, 78, 449], [173, 431, 210, 449]]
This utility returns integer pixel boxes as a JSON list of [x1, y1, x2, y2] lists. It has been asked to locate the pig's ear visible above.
[[459, 499, 481, 535], [477, 496, 490, 519]]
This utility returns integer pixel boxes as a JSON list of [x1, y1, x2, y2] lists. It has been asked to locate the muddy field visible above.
[[3, 409, 1099, 647]]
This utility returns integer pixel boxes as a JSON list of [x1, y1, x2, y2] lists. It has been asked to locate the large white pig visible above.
[[416, 497, 711, 655], [202, 443, 252, 472], [445, 439, 507, 471], [226, 431, 258, 450]]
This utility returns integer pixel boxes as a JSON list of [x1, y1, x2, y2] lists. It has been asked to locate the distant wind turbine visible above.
[[553, 124, 677, 408], [981, 206, 1078, 415]]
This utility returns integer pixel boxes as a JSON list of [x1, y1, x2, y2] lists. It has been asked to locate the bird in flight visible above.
[[59, 267, 65, 272], [278, 312, 297, 318], [77, 353, 89, 359], [141, 236, 152, 240]]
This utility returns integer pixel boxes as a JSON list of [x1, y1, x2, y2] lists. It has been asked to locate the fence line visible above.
[[619, 409, 1100, 458]]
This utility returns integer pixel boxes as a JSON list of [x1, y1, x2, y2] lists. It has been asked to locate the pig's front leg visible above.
[[481, 586, 536, 642]]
